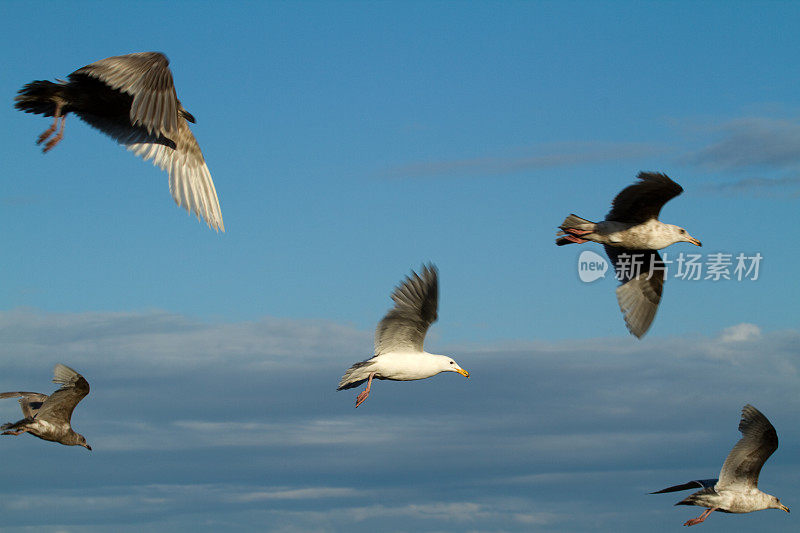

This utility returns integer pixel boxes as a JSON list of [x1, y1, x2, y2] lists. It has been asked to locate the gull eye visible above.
[[680, 229, 686, 234], [450, 361, 454, 365]]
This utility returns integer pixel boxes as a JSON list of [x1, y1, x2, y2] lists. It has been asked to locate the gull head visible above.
[[667, 224, 702, 247], [443, 357, 469, 378], [75, 433, 92, 451], [770, 496, 790, 513]]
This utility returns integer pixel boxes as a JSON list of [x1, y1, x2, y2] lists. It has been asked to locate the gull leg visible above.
[[36, 102, 64, 151], [43, 115, 66, 153], [558, 227, 592, 244], [683, 508, 716, 527], [2, 429, 29, 436], [355, 372, 376, 408], [563, 228, 592, 236], [562, 234, 588, 244]]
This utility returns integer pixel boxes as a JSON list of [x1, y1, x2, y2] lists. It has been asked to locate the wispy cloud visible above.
[[227, 486, 359, 502], [0, 308, 368, 375], [382, 141, 665, 179], [700, 175, 800, 197], [683, 116, 800, 170]]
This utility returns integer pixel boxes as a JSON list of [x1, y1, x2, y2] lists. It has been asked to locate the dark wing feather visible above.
[[127, 120, 224, 231], [650, 479, 718, 494], [718, 404, 779, 489], [65, 77, 223, 232], [0, 392, 49, 418], [75, 110, 176, 149], [72, 52, 179, 135], [35, 364, 90, 425], [374, 264, 439, 355], [604, 246, 664, 338], [605, 172, 683, 223]]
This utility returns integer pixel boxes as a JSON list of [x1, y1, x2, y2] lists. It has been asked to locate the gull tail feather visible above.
[[337, 360, 376, 391], [650, 479, 718, 494], [556, 214, 596, 245], [14, 81, 64, 116], [676, 487, 719, 507], [1, 418, 31, 431]]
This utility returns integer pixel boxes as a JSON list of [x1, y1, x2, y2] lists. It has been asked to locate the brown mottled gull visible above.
[[652, 405, 789, 526], [1, 364, 92, 450], [14, 52, 224, 231], [556, 172, 701, 338], [337, 264, 469, 408]]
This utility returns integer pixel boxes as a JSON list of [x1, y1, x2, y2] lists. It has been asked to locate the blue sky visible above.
[[0, 1, 798, 531]]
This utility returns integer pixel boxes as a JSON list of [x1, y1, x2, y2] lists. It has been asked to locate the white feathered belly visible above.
[[374, 353, 443, 381], [29, 419, 68, 441]]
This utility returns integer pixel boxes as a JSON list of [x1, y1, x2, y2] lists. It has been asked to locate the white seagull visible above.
[[15, 52, 224, 231], [652, 404, 789, 526], [556, 172, 701, 337], [1, 364, 92, 450], [337, 264, 469, 408]]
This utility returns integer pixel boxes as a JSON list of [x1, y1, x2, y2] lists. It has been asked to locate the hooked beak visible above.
[[688, 236, 702, 247], [455, 368, 470, 378], [780, 504, 790, 513], [84, 444, 92, 451]]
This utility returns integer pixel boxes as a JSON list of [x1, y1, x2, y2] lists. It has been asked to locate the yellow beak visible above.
[[780, 504, 790, 513], [456, 368, 470, 378]]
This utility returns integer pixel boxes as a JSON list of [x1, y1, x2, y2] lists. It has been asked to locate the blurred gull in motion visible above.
[[652, 404, 789, 526], [14, 52, 224, 231], [1, 364, 92, 450], [337, 264, 469, 408], [556, 172, 701, 337]]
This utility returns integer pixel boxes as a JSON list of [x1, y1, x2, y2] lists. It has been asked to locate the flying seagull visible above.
[[337, 264, 469, 407], [652, 404, 789, 526], [1, 364, 92, 450], [556, 172, 701, 338], [14, 52, 224, 231]]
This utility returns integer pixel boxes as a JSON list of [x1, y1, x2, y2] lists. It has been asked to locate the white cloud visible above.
[[718, 323, 762, 343]]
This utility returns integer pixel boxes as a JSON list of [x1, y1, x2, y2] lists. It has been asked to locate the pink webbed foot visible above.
[[683, 508, 715, 526], [354, 372, 376, 408], [562, 234, 588, 244], [355, 389, 370, 408], [37, 124, 58, 145], [43, 130, 64, 153]]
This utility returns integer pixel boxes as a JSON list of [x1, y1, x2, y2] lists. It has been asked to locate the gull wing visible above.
[[717, 404, 779, 490], [127, 120, 224, 231], [72, 52, 180, 135], [35, 364, 90, 425], [0, 392, 49, 418], [74, 111, 223, 231], [604, 246, 664, 338], [374, 264, 438, 355], [68, 57, 224, 231], [606, 172, 683, 223]]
